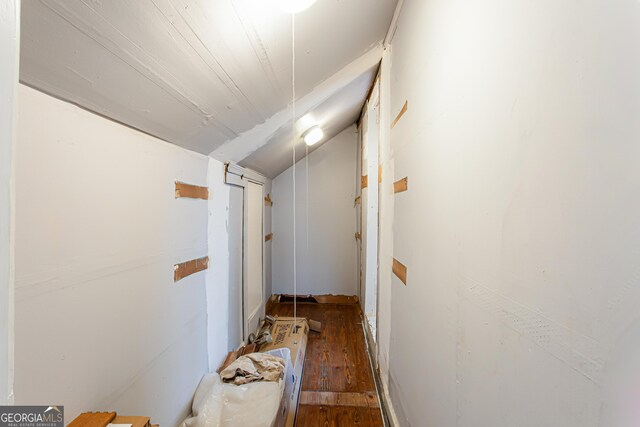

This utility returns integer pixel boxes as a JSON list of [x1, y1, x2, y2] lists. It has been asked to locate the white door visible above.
[[244, 181, 264, 338]]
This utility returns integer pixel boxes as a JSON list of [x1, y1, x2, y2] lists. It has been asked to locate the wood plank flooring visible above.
[[267, 300, 384, 427]]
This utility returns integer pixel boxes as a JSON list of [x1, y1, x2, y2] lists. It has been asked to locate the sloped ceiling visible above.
[[20, 0, 396, 175]]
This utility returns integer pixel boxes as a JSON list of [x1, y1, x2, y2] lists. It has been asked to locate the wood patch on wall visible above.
[[174, 256, 209, 282], [175, 181, 209, 200], [392, 258, 407, 285], [378, 165, 382, 183], [265, 233, 273, 242], [361, 175, 369, 189], [391, 100, 408, 129], [394, 177, 408, 193], [265, 194, 273, 206]]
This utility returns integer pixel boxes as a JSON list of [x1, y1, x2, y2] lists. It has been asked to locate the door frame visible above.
[[224, 163, 267, 343]]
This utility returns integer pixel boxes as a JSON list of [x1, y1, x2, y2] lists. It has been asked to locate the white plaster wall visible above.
[[272, 126, 358, 296], [384, 0, 640, 426], [206, 158, 231, 370], [0, 0, 19, 406], [14, 85, 215, 426], [376, 48, 394, 412]]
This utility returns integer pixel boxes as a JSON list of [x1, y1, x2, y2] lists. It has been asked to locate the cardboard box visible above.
[[259, 317, 309, 427]]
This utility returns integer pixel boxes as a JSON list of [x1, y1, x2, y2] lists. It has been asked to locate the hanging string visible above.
[[306, 143, 309, 252], [291, 11, 297, 324]]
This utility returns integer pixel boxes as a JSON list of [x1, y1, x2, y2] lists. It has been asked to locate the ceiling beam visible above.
[[209, 44, 384, 163]]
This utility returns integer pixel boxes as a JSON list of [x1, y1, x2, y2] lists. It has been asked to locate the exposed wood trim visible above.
[[394, 177, 408, 193], [361, 175, 369, 189], [225, 162, 266, 186], [264, 194, 273, 206], [174, 256, 209, 282], [392, 258, 407, 285], [265, 233, 273, 242], [384, 0, 405, 47], [378, 164, 383, 183], [391, 100, 408, 129], [175, 181, 208, 200], [300, 391, 380, 408]]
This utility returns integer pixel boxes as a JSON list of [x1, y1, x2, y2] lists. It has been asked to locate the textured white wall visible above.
[[384, 0, 640, 426], [14, 85, 221, 426], [206, 158, 231, 371], [0, 0, 19, 406], [272, 126, 358, 296]]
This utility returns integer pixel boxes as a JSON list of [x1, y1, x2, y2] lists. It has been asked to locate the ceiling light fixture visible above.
[[276, 0, 317, 14], [303, 126, 323, 146]]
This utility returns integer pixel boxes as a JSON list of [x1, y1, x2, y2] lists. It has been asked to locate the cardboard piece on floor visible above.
[[259, 317, 309, 427], [309, 319, 322, 334], [217, 351, 238, 373], [68, 412, 116, 427], [111, 417, 150, 427]]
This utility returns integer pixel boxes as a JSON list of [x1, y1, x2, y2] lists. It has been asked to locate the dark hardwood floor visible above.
[[267, 300, 384, 426]]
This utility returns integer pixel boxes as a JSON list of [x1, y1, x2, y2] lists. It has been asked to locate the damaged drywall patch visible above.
[[175, 181, 209, 200]]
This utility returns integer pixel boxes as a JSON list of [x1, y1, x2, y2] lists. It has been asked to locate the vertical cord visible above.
[[306, 144, 309, 252], [291, 12, 297, 324]]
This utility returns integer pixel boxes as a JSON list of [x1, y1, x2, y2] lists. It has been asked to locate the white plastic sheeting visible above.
[[181, 349, 292, 427]]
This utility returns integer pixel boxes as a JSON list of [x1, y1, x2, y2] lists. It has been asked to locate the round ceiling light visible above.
[[276, 0, 317, 14], [303, 126, 324, 146]]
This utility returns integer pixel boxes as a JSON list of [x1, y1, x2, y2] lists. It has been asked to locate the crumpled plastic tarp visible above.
[[220, 352, 286, 385], [180, 348, 292, 427]]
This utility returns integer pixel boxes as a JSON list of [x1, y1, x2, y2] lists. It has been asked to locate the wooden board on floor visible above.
[[300, 391, 379, 408], [296, 405, 384, 427], [267, 302, 384, 426]]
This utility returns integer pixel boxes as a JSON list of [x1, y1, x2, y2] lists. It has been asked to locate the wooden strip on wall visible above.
[[265, 233, 273, 242], [394, 177, 408, 193], [299, 391, 379, 408], [378, 165, 382, 183], [174, 256, 209, 282], [391, 100, 408, 129], [175, 181, 209, 200], [392, 258, 407, 285], [265, 194, 273, 206], [361, 175, 369, 189]]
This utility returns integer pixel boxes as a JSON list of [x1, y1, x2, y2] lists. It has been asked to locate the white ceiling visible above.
[[20, 0, 396, 177], [239, 64, 376, 177]]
